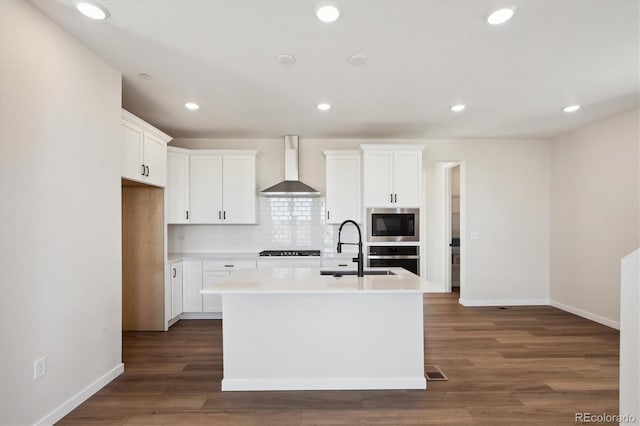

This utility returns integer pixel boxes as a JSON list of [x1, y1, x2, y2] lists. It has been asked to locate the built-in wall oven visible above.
[[368, 245, 420, 275], [367, 208, 419, 242]]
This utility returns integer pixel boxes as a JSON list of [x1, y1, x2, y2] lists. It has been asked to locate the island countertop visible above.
[[201, 267, 436, 294]]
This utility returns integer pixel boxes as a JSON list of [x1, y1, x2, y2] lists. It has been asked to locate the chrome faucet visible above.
[[336, 220, 364, 277]]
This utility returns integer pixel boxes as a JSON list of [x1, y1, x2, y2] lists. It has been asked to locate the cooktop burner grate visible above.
[[259, 250, 321, 257]]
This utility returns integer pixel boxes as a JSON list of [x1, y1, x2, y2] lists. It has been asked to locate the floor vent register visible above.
[[425, 365, 448, 381]]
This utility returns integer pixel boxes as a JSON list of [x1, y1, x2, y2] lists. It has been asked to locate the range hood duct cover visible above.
[[261, 136, 321, 197]]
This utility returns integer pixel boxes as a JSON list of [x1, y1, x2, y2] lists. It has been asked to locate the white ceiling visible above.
[[30, 0, 639, 139]]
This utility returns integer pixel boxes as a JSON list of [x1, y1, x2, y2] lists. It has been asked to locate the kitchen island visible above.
[[202, 267, 431, 391]]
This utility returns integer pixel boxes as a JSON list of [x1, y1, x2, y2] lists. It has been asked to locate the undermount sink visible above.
[[320, 269, 396, 276]]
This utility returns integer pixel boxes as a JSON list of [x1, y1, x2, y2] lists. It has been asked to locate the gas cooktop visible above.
[[259, 250, 321, 257]]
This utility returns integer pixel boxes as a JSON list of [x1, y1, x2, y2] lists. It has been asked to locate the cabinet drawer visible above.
[[321, 259, 355, 269], [203, 260, 256, 271]]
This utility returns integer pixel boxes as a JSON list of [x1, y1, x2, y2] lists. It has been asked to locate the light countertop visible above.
[[168, 251, 356, 262], [201, 267, 438, 294]]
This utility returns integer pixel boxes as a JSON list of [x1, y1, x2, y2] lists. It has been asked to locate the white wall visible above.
[[0, 1, 123, 424], [550, 109, 640, 328], [173, 137, 551, 305]]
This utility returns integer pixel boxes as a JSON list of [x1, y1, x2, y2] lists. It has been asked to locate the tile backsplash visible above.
[[168, 196, 359, 253]]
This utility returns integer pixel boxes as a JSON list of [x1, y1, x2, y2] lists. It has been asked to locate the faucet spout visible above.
[[337, 220, 364, 277]]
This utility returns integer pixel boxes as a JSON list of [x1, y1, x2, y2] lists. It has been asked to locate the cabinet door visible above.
[[121, 120, 144, 182], [190, 155, 223, 223], [167, 152, 190, 224], [202, 271, 228, 313], [222, 155, 256, 224], [182, 260, 203, 312], [143, 133, 167, 187], [393, 151, 421, 207], [170, 262, 183, 319], [326, 155, 361, 224], [363, 151, 394, 207]]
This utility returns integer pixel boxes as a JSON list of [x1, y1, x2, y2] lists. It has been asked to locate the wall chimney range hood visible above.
[[261, 136, 320, 197]]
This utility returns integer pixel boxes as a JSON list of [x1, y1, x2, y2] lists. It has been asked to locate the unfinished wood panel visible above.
[[122, 185, 164, 331], [60, 290, 619, 425]]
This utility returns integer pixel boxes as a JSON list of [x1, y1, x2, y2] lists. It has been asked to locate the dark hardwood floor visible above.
[[59, 292, 620, 425]]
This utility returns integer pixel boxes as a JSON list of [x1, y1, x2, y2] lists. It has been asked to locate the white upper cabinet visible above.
[[362, 145, 423, 208], [122, 120, 144, 181], [392, 150, 422, 207], [324, 150, 361, 224], [166, 148, 190, 224], [143, 133, 167, 187], [189, 154, 224, 224], [182, 150, 257, 224], [363, 150, 394, 207], [121, 109, 172, 187], [222, 155, 256, 224]]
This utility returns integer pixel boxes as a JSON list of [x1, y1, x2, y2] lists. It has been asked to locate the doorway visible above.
[[445, 164, 461, 293], [424, 161, 464, 295]]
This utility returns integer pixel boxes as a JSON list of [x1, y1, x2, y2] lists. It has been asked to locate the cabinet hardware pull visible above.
[[224, 264, 234, 268], [223, 211, 226, 220], [338, 264, 348, 267], [186, 211, 189, 220], [218, 211, 222, 220], [145, 165, 150, 177], [327, 210, 330, 220], [394, 193, 397, 203], [172, 268, 176, 278], [141, 164, 145, 176], [390, 193, 393, 203]]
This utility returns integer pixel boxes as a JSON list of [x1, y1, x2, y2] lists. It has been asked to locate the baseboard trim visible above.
[[180, 312, 222, 320], [550, 300, 620, 330], [459, 298, 549, 307], [35, 363, 124, 426], [222, 376, 427, 391]]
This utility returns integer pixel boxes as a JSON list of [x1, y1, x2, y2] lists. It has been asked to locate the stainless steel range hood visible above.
[[261, 136, 320, 197]]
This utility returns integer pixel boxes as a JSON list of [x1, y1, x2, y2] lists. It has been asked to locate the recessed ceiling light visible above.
[[317, 103, 331, 111], [348, 54, 367, 66], [138, 73, 152, 80], [487, 7, 514, 25], [184, 102, 200, 111], [76, 2, 109, 20], [563, 104, 581, 113], [450, 104, 466, 112], [277, 54, 296, 65], [315, 1, 341, 23]]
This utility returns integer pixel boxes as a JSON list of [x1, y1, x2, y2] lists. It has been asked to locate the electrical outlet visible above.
[[513, 275, 521, 284], [34, 357, 46, 380]]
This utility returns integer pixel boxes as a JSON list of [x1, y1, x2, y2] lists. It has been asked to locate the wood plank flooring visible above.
[[59, 292, 620, 425]]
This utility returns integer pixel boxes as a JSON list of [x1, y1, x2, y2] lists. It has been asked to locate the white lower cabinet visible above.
[[182, 260, 204, 312], [202, 271, 229, 313], [180, 259, 257, 315], [170, 262, 183, 319], [321, 259, 355, 269]]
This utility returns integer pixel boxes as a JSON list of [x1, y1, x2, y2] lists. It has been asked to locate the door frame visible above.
[[444, 162, 463, 294]]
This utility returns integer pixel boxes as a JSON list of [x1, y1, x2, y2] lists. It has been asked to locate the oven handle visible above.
[[367, 255, 420, 260]]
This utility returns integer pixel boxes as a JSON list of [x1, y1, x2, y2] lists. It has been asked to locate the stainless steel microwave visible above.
[[367, 208, 419, 242]]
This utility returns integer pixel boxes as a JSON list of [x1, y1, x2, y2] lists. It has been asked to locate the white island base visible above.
[[220, 288, 427, 391]]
